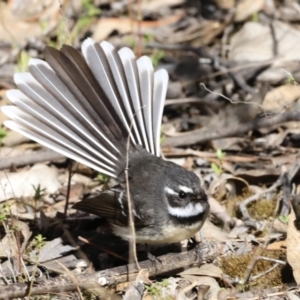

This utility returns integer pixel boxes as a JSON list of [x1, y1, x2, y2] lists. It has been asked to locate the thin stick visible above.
[[125, 112, 141, 270], [63, 160, 73, 222]]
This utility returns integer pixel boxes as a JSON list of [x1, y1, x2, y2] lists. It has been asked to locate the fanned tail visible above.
[[1, 38, 169, 177]]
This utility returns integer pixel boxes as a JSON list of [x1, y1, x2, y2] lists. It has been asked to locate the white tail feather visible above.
[[118, 47, 150, 152], [81, 39, 136, 144], [100, 41, 143, 146], [4, 92, 117, 166], [137, 56, 154, 154], [2, 38, 169, 175], [2, 107, 116, 173], [27, 59, 119, 154], [153, 69, 169, 156], [3, 120, 117, 177]]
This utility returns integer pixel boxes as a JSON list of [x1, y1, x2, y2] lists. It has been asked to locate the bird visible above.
[[1, 38, 209, 245]]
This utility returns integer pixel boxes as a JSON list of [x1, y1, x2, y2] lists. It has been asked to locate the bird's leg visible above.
[[192, 230, 206, 264], [145, 244, 162, 266]]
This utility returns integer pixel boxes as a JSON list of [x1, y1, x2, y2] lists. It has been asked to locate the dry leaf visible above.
[[0, 0, 60, 45], [92, 14, 184, 41], [234, 0, 265, 22], [263, 84, 300, 111], [202, 220, 229, 242], [230, 21, 300, 62], [267, 240, 287, 250], [0, 219, 31, 257], [30, 237, 75, 263], [179, 264, 223, 278], [0, 164, 61, 201]]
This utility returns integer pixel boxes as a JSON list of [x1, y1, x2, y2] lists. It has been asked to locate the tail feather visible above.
[[118, 47, 151, 152], [3, 120, 116, 176], [137, 56, 154, 154], [5, 90, 117, 165], [14, 69, 120, 159], [1, 38, 169, 176], [82, 39, 136, 144], [43, 46, 126, 147], [94, 41, 143, 145], [2, 108, 116, 175], [153, 70, 169, 155]]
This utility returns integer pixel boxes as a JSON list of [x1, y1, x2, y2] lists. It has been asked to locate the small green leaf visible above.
[[150, 50, 164, 68], [160, 134, 166, 145], [0, 127, 7, 138], [97, 173, 110, 185], [251, 12, 259, 23], [211, 162, 222, 175], [32, 184, 46, 200], [15, 50, 30, 73], [31, 234, 46, 249], [279, 215, 289, 223], [216, 148, 226, 160]]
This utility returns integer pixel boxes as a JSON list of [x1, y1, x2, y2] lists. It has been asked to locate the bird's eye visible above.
[[179, 191, 186, 199]]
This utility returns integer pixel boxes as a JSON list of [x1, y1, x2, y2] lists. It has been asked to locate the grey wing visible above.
[[73, 188, 148, 228]]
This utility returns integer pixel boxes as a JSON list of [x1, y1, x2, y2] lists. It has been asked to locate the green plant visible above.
[[32, 184, 46, 219], [160, 133, 166, 145], [0, 127, 7, 145], [279, 215, 289, 223], [286, 74, 297, 85], [27, 234, 47, 297], [30, 234, 46, 250], [70, 0, 101, 44], [0, 203, 11, 223], [15, 50, 30, 72], [145, 279, 171, 299], [144, 33, 154, 43], [32, 184, 46, 201], [150, 50, 164, 68], [211, 148, 226, 175], [251, 12, 259, 22], [97, 173, 110, 186], [39, 19, 49, 34]]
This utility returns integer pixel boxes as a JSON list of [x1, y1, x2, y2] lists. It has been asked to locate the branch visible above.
[[163, 111, 300, 147], [0, 242, 222, 299]]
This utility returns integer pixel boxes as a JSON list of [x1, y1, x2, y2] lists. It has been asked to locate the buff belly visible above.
[[112, 220, 204, 245]]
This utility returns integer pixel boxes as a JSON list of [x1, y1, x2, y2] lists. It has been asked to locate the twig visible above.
[[0, 149, 65, 170], [241, 170, 286, 285], [249, 263, 280, 282], [246, 288, 300, 300], [125, 116, 140, 270], [63, 160, 73, 222], [0, 242, 222, 299], [256, 256, 286, 265], [163, 111, 300, 147], [55, 261, 84, 300]]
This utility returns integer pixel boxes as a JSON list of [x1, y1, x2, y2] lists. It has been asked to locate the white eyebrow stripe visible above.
[[167, 202, 204, 218], [164, 186, 178, 195], [179, 185, 193, 194]]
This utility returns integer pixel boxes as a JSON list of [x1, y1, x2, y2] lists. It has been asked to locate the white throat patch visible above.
[[167, 202, 204, 218]]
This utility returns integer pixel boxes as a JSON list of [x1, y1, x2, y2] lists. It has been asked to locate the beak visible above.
[[192, 191, 207, 203]]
